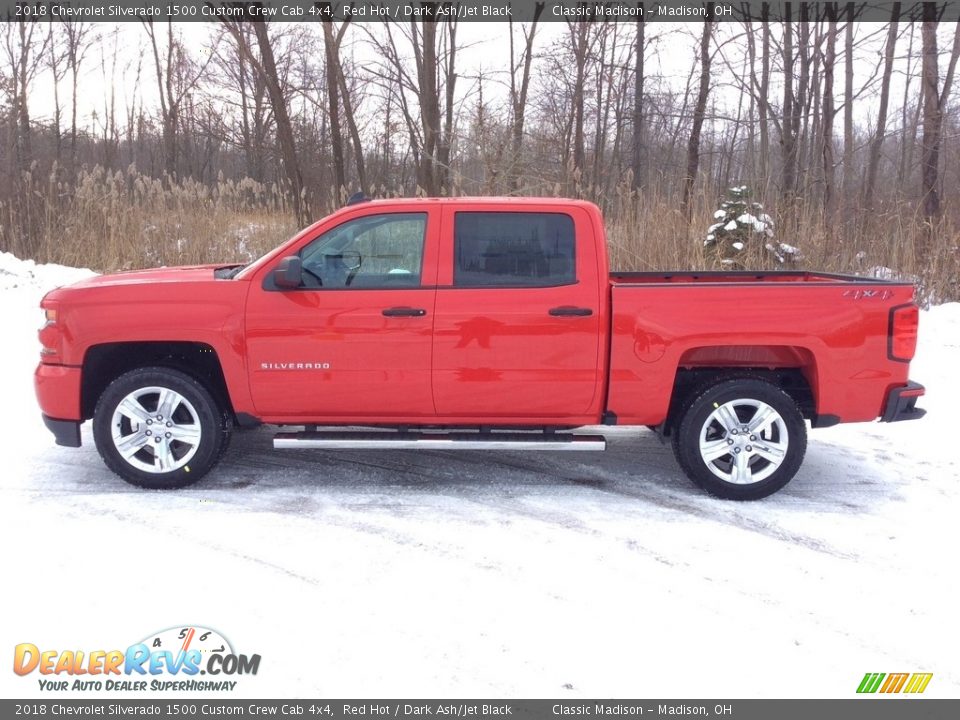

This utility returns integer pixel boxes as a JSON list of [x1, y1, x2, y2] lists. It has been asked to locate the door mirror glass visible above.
[[274, 256, 302, 289]]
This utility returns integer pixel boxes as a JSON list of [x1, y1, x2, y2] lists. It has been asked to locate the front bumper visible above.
[[42, 415, 82, 447], [35, 363, 83, 445], [880, 381, 926, 422]]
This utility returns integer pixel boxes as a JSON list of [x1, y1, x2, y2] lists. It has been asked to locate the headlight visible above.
[[39, 306, 61, 359]]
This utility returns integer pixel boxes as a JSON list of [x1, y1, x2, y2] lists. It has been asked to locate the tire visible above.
[[671, 377, 807, 500], [92, 367, 231, 489]]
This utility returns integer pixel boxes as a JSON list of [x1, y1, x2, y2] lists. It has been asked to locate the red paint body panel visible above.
[[40, 272, 256, 417], [35, 364, 82, 420], [430, 202, 608, 418], [606, 281, 915, 425], [34, 197, 921, 432]]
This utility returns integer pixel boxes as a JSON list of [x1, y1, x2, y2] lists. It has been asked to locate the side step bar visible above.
[[273, 431, 607, 451]]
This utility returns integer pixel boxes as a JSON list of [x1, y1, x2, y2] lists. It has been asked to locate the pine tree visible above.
[[704, 186, 799, 267]]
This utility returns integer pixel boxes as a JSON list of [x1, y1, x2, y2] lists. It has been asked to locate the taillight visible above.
[[888, 304, 919, 362]]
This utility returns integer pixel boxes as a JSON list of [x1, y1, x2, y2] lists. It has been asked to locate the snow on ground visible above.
[[0, 255, 958, 700]]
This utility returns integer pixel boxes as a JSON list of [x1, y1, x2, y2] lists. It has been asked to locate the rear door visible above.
[[245, 209, 438, 419], [431, 205, 603, 419]]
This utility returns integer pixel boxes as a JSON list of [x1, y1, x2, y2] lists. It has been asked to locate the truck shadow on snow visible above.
[[200, 425, 901, 515], [46, 424, 902, 563]]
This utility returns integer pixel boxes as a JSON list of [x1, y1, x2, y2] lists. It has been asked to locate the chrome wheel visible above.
[[110, 386, 201, 474], [698, 398, 789, 485]]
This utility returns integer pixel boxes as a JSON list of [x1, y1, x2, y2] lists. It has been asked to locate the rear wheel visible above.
[[672, 377, 807, 500], [93, 367, 230, 489]]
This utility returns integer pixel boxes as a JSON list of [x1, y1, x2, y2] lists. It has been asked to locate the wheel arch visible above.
[[663, 358, 817, 437], [670, 374, 809, 500], [81, 342, 234, 422]]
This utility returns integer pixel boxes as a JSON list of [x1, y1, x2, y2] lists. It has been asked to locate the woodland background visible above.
[[2, 4, 959, 302]]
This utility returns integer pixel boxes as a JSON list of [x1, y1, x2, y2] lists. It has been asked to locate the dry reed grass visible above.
[[1, 165, 956, 304]]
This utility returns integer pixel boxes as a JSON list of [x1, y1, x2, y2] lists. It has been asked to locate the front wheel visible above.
[[93, 367, 230, 489], [672, 377, 807, 500]]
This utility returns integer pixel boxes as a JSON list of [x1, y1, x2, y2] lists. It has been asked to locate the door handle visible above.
[[382, 306, 427, 317], [549, 306, 593, 317]]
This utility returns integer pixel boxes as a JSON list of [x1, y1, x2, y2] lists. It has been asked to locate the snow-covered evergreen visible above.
[[704, 186, 799, 266]]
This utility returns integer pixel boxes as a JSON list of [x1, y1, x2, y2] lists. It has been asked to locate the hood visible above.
[[63, 264, 225, 289]]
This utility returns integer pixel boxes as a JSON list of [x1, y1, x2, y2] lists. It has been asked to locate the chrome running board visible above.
[[273, 431, 606, 451]]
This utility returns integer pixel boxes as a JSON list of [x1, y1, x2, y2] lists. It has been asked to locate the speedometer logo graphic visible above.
[[140, 626, 233, 663]]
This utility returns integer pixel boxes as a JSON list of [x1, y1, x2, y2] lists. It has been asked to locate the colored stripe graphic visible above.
[[857, 673, 885, 693], [880, 673, 909, 693], [857, 672, 933, 694], [903, 673, 933, 694]]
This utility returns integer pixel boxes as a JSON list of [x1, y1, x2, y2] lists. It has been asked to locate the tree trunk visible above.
[[759, 4, 771, 187], [569, 21, 590, 190], [682, 12, 713, 215], [631, 12, 645, 190], [864, 3, 900, 210], [842, 12, 855, 203], [781, 9, 796, 202], [15, 22, 34, 171], [794, 8, 809, 193], [823, 20, 837, 221], [898, 24, 915, 187], [921, 12, 941, 220], [416, 17, 441, 195], [252, 21, 311, 226], [322, 19, 346, 198], [507, 5, 543, 192], [331, 27, 367, 194], [440, 20, 457, 193]]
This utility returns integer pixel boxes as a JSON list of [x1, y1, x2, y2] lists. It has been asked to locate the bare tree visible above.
[[44, 26, 68, 165], [507, 3, 543, 192], [331, 26, 368, 193], [253, 21, 311, 224], [143, 20, 211, 178], [864, 3, 900, 210], [842, 11, 855, 202], [920, 12, 960, 221], [2, 19, 49, 171], [322, 18, 347, 196], [565, 20, 592, 190], [682, 11, 714, 215], [780, 8, 797, 201], [631, 11, 645, 190], [208, 23, 270, 181], [366, 13, 458, 196], [823, 18, 838, 219], [60, 21, 95, 173], [219, 20, 312, 224]]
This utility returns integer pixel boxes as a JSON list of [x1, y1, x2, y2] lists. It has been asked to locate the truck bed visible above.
[[605, 271, 917, 427], [610, 270, 903, 285]]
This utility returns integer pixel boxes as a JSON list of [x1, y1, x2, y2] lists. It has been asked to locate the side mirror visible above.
[[274, 256, 302, 289]]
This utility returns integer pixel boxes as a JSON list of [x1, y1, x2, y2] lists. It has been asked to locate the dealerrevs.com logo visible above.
[[13, 626, 261, 693]]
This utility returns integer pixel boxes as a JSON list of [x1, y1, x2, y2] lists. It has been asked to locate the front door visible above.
[[246, 211, 437, 419]]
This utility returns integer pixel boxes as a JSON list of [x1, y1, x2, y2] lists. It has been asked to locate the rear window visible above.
[[453, 212, 576, 288]]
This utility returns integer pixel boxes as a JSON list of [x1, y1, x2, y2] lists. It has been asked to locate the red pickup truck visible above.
[[34, 197, 925, 499]]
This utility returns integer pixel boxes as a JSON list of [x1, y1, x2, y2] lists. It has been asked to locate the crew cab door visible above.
[[431, 205, 604, 418], [245, 210, 438, 418]]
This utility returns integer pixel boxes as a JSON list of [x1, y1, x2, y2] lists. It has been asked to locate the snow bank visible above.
[[0, 251, 96, 292]]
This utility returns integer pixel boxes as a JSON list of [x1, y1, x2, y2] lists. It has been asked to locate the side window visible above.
[[453, 212, 576, 288], [299, 213, 427, 289]]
